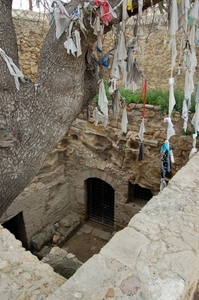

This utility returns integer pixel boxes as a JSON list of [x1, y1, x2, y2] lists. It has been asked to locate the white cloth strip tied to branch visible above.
[[190, 0, 199, 20], [170, 36, 177, 69], [168, 77, 176, 117], [189, 90, 199, 159], [138, 0, 143, 16], [121, 105, 128, 133], [53, 0, 71, 39], [170, 0, 178, 36], [182, 98, 189, 131], [164, 117, 175, 140], [64, 21, 77, 56], [170, 0, 178, 68], [74, 30, 82, 57], [189, 133, 198, 159], [93, 107, 108, 127], [98, 79, 108, 118], [138, 118, 145, 142], [0, 48, 25, 90]]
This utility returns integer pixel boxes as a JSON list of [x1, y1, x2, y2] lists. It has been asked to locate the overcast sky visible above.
[[12, 0, 70, 11]]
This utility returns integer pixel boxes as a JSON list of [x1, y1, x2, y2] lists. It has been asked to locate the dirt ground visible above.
[[62, 220, 115, 263]]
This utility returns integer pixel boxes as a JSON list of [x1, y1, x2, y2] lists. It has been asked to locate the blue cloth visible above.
[[71, 8, 79, 20], [160, 142, 170, 154], [100, 52, 110, 68]]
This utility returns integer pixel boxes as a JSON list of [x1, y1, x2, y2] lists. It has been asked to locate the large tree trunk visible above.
[[0, 0, 161, 215]]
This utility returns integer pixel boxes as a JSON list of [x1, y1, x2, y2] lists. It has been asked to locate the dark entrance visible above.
[[2, 212, 28, 249], [87, 178, 114, 227]]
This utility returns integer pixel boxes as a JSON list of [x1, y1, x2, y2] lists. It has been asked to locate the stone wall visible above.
[[0, 147, 71, 248], [59, 103, 194, 228], [1, 101, 195, 245], [1, 151, 199, 300], [12, 10, 49, 82], [0, 225, 65, 299]]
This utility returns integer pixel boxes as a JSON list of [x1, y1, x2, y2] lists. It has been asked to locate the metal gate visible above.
[[87, 178, 114, 227]]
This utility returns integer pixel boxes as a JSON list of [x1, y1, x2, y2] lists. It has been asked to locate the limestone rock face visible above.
[[60, 104, 195, 227]]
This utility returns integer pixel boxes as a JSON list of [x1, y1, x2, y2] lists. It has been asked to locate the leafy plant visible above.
[[93, 81, 196, 114]]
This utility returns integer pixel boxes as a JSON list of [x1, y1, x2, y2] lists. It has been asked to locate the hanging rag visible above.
[[110, 47, 120, 79], [184, 68, 194, 101], [117, 31, 127, 61], [189, 133, 198, 159], [182, 98, 189, 131], [93, 106, 108, 127], [191, 102, 199, 133], [121, 105, 128, 133], [64, 21, 77, 56], [138, 142, 144, 161], [93, 107, 99, 126], [138, 118, 146, 161], [170, 0, 179, 36], [84, 1, 94, 14], [0, 48, 25, 90], [98, 79, 109, 117], [164, 117, 175, 140], [94, 0, 113, 24], [64, 38, 77, 56], [160, 178, 167, 191], [52, 0, 70, 39], [170, 36, 177, 69], [100, 50, 113, 68], [160, 141, 171, 191], [160, 149, 171, 179], [77, 4, 88, 36], [93, 16, 101, 35], [126, 0, 133, 13], [189, 24, 196, 48], [112, 89, 121, 117], [74, 30, 82, 57], [190, 0, 199, 20], [96, 24, 104, 52], [138, 118, 146, 142], [108, 78, 118, 94], [168, 77, 176, 117], [128, 58, 141, 85], [178, 0, 190, 32], [138, 0, 143, 15], [160, 140, 171, 154]]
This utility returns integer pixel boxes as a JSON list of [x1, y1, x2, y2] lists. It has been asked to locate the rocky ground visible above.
[[62, 220, 115, 263]]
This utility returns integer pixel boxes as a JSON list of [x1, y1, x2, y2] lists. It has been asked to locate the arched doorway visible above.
[[87, 178, 115, 227]]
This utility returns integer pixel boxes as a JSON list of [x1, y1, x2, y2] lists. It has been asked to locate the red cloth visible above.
[[94, 0, 113, 23]]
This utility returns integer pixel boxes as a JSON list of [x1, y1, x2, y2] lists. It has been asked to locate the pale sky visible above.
[[12, 0, 70, 11]]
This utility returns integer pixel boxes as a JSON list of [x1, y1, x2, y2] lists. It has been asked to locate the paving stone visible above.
[[98, 231, 112, 241], [91, 228, 101, 237], [79, 224, 93, 234]]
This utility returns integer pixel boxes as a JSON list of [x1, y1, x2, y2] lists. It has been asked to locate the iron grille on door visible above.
[[87, 178, 114, 227]]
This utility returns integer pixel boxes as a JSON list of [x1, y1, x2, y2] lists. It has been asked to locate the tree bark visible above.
[[0, 0, 162, 215]]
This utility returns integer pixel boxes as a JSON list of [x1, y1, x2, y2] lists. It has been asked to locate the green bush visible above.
[[94, 81, 196, 114]]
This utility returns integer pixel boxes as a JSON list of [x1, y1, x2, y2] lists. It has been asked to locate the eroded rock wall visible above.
[[0, 148, 70, 248], [61, 103, 194, 228]]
